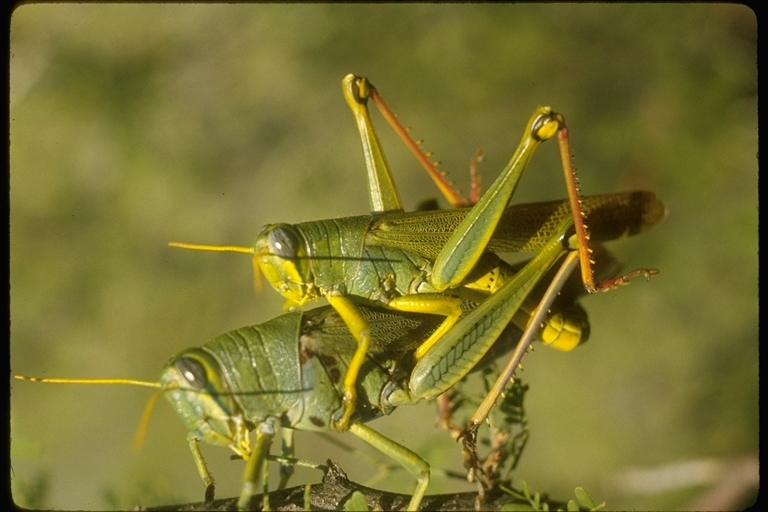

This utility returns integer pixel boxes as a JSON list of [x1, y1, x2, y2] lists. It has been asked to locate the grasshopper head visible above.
[[161, 348, 250, 455], [253, 224, 313, 305]]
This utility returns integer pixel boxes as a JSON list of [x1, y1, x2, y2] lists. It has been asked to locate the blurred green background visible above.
[[10, 4, 757, 510]]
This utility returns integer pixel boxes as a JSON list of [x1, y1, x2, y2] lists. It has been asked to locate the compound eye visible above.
[[175, 357, 207, 389], [268, 226, 301, 259]]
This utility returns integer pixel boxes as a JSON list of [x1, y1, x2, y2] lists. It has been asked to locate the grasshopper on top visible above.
[[169, 74, 665, 432]]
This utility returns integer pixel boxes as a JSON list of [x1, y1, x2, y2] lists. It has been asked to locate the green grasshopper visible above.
[[169, 75, 663, 433], [16, 211, 597, 511]]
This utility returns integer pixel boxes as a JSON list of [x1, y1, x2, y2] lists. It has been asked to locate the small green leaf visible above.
[[574, 487, 595, 509], [499, 484, 525, 500], [344, 490, 369, 511], [566, 499, 580, 511], [521, 480, 532, 501], [502, 504, 536, 511]]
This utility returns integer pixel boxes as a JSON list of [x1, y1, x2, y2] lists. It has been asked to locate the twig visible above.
[[146, 460, 571, 511]]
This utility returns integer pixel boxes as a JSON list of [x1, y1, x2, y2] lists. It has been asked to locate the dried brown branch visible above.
[[146, 460, 569, 511]]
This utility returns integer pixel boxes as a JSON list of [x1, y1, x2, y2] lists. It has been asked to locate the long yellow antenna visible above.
[[14, 375, 161, 388], [168, 242, 254, 254], [168, 241, 264, 293], [15, 375, 165, 451]]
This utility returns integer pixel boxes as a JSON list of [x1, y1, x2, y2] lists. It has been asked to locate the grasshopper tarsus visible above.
[[204, 484, 215, 503], [333, 392, 355, 432], [592, 266, 660, 292]]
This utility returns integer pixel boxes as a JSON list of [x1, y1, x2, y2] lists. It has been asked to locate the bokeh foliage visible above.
[[10, 4, 756, 510]]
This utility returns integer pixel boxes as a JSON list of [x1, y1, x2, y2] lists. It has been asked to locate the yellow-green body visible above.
[[257, 191, 664, 305]]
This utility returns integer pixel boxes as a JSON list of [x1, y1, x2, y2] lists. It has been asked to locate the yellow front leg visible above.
[[387, 294, 464, 360], [329, 293, 464, 429], [326, 294, 371, 431]]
